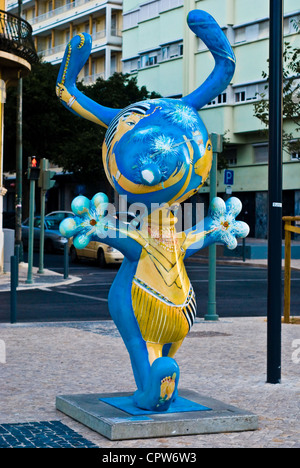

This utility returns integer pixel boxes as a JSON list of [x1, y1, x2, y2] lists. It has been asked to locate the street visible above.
[[0, 252, 300, 323]]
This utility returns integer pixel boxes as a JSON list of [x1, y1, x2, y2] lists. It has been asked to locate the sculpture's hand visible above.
[[59, 193, 112, 249], [206, 197, 249, 250]]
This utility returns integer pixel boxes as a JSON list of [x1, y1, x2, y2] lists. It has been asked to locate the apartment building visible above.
[[7, 0, 123, 83], [122, 0, 300, 238]]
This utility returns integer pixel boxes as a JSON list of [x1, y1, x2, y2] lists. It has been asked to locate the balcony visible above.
[[28, 0, 122, 33], [0, 9, 38, 68]]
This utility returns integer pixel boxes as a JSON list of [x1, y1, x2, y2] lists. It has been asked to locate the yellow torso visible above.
[[131, 212, 196, 345]]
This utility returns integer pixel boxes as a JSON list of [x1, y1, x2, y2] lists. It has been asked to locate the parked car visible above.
[[68, 211, 141, 267], [45, 211, 74, 221], [22, 217, 67, 252], [69, 240, 123, 268]]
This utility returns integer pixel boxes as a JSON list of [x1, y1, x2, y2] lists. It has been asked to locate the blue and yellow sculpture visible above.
[[57, 10, 249, 412]]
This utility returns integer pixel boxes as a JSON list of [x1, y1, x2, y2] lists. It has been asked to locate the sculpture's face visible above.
[[102, 99, 212, 210]]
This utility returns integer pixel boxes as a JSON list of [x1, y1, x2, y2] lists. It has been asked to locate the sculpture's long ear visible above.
[[182, 10, 236, 111], [56, 33, 120, 128]]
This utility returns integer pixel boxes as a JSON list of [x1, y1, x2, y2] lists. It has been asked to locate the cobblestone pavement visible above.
[[0, 421, 98, 448], [0, 318, 299, 448]]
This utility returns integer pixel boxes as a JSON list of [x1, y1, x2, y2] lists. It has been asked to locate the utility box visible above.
[[3, 229, 15, 273]]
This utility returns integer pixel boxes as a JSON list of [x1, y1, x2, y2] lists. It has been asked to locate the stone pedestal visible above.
[[56, 389, 258, 441]]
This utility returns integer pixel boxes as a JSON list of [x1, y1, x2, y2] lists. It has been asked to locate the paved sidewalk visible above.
[[0, 262, 81, 292], [0, 318, 299, 448]]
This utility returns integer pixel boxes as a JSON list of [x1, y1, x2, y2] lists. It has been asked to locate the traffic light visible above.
[[42, 170, 56, 190], [27, 156, 40, 180]]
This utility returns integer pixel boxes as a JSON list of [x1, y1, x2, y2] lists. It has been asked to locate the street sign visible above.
[[224, 169, 234, 186]]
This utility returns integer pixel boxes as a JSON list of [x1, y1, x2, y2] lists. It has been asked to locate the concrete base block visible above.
[[56, 390, 258, 440]]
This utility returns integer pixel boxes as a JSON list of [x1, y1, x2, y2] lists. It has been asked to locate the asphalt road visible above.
[[1, 252, 300, 323]]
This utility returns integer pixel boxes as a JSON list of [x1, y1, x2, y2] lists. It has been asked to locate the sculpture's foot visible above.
[[133, 357, 180, 412]]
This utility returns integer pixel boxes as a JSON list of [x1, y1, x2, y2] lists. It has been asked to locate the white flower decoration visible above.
[[207, 197, 250, 249]]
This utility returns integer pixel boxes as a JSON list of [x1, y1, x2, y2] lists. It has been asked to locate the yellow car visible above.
[[68, 212, 138, 267], [69, 240, 124, 268]]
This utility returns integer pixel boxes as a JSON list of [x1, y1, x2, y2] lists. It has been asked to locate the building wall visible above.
[[7, 0, 123, 82], [122, 0, 300, 237]]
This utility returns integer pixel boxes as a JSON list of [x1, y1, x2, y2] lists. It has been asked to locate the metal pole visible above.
[[205, 133, 222, 321], [64, 241, 69, 279], [267, 0, 283, 384], [15, 0, 23, 262], [14, 244, 20, 287], [10, 255, 17, 324], [26, 179, 35, 284], [38, 159, 48, 274]]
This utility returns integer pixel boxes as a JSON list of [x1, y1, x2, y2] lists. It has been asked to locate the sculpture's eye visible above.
[[208, 144, 212, 151], [126, 120, 136, 127]]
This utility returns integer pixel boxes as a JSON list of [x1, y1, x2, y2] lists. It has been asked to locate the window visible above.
[[84, 63, 89, 77], [218, 93, 227, 104], [149, 56, 157, 66], [161, 46, 169, 61], [139, 50, 159, 69], [223, 147, 237, 166], [169, 42, 183, 58], [206, 93, 227, 107], [111, 14, 117, 35], [284, 15, 300, 34], [123, 10, 139, 30], [123, 58, 139, 73], [234, 84, 261, 103], [111, 56, 117, 74], [258, 20, 269, 39], [246, 24, 259, 42], [0, 79, 6, 104], [235, 27, 246, 43], [253, 144, 268, 164], [34, 218, 42, 228], [291, 152, 300, 161], [159, 0, 183, 13], [139, 1, 159, 22], [235, 91, 246, 103]]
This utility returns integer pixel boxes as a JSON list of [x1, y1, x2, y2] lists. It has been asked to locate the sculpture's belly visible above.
[[131, 278, 197, 344]]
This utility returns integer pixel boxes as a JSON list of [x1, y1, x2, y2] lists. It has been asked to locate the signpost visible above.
[[205, 133, 223, 321], [38, 158, 56, 274], [26, 157, 40, 284]]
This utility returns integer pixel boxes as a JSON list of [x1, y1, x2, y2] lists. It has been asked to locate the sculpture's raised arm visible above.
[[182, 9, 236, 111], [56, 33, 120, 128]]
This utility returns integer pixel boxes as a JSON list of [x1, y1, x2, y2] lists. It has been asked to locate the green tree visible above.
[[253, 20, 300, 155], [4, 61, 160, 186]]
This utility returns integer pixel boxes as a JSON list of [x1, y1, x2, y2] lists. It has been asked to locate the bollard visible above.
[[64, 240, 69, 280], [14, 244, 20, 287], [10, 255, 17, 324]]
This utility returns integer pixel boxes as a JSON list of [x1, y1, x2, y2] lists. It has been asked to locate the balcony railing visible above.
[[0, 10, 38, 64]]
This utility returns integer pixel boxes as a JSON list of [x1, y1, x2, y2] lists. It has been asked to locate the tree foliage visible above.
[[253, 20, 300, 155], [4, 61, 160, 185]]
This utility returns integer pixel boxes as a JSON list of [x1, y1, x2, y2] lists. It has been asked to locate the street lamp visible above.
[[267, 0, 283, 384]]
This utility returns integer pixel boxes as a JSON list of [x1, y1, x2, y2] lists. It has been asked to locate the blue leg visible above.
[[108, 259, 180, 411]]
